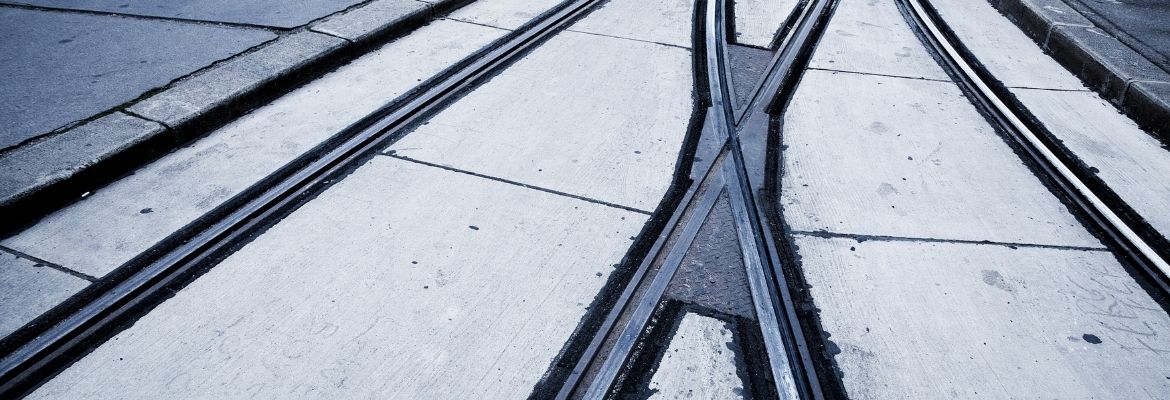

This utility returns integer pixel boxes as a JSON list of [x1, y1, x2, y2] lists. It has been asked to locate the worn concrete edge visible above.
[[0, 0, 472, 234], [990, 0, 1170, 141]]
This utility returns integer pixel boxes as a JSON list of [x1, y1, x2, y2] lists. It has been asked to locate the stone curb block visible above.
[[993, 0, 1170, 141], [128, 30, 349, 128], [0, 113, 165, 206], [1124, 81, 1170, 136], [993, 0, 1091, 40], [312, 0, 432, 44], [0, 0, 460, 221]]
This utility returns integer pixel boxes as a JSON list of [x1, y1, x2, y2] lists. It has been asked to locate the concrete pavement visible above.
[[0, 0, 460, 218], [932, 0, 1170, 262], [779, 0, 1170, 397], [2, 0, 1170, 397], [993, 0, 1170, 139], [1, 0, 552, 337], [732, 0, 798, 48], [19, 0, 701, 396]]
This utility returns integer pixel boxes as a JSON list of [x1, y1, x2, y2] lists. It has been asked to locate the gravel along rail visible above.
[[0, 0, 615, 396]]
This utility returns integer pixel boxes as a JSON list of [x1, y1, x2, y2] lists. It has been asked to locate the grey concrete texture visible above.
[[1015, 87, 1170, 244], [30, 156, 648, 398], [782, 69, 1101, 248], [0, 113, 165, 207], [732, 0, 799, 48], [796, 236, 1170, 399], [932, 0, 1087, 90], [389, 20, 695, 211], [808, 0, 950, 81], [5, 18, 508, 278], [0, 6, 276, 150], [932, 0, 1170, 247], [5, 0, 366, 29], [0, 0, 456, 217], [647, 313, 747, 399], [0, 248, 89, 337], [569, 0, 694, 48], [991, 0, 1170, 139]]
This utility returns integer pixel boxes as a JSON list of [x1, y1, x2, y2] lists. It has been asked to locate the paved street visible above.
[[1, 0, 1169, 398]]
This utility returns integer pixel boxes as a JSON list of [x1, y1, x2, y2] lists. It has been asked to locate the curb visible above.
[[991, 0, 1170, 141], [0, 0, 469, 230]]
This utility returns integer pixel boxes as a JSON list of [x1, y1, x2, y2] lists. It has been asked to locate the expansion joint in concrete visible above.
[[441, 18, 515, 32], [381, 153, 654, 215], [119, 109, 173, 131], [0, 245, 97, 282], [564, 29, 693, 51], [805, 67, 952, 83], [789, 229, 1109, 252]]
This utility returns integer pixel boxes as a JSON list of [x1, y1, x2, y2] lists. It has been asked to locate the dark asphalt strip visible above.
[[0, 0, 611, 396]]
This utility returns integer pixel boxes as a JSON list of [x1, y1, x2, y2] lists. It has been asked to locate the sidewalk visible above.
[[0, 0, 464, 226], [993, 0, 1170, 139]]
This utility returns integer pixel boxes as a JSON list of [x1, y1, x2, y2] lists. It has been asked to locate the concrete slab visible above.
[[927, 0, 1170, 242], [795, 235, 1170, 399], [446, 0, 562, 30], [4, 19, 507, 278], [388, 30, 693, 211], [781, 70, 1101, 247], [993, 0, 1170, 141], [0, 248, 89, 337], [647, 313, 747, 399], [30, 156, 647, 398], [569, 0, 694, 48], [10, 0, 367, 29], [930, 0, 1087, 90], [310, 0, 432, 43], [807, 0, 949, 81], [732, 0, 798, 48], [0, 7, 275, 149], [1014, 88, 1170, 240], [0, 113, 165, 207]]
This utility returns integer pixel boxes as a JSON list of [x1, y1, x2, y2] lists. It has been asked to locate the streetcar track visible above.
[[555, 0, 838, 397], [5, 0, 1167, 397], [897, 0, 1170, 304], [0, 0, 617, 395]]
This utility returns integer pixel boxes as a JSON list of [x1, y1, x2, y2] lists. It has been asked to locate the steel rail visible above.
[[0, 0, 607, 395], [708, 0, 835, 398], [898, 0, 1170, 295], [552, 142, 725, 400], [577, 173, 725, 400]]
